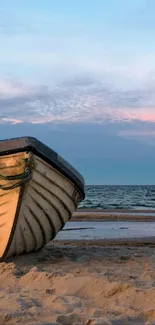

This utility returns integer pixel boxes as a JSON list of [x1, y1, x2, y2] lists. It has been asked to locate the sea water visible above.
[[79, 185, 155, 210]]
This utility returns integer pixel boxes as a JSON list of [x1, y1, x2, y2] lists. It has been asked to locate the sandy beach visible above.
[[1, 209, 155, 325]]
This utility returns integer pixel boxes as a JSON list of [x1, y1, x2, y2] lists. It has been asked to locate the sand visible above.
[[1, 240, 155, 325], [1, 209, 155, 325], [72, 209, 155, 222]]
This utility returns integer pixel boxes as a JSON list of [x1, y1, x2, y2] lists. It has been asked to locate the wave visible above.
[[79, 185, 155, 210]]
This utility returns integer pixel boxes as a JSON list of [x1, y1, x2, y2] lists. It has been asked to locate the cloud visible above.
[[0, 117, 22, 124], [0, 77, 155, 126], [119, 130, 155, 137], [0, 79, 34, 98]]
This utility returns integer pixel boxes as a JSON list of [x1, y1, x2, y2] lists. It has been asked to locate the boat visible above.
[[0, 136, 85, 261]]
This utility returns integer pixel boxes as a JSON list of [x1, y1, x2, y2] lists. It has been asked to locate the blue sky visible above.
[[1, 0, 155, 85], [0, 0, 155, 184]]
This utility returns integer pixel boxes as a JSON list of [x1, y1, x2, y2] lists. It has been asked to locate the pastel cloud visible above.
[[135, 111, 155, 123], [0, 78, 155, 125], [117, 109, 155, 123], [0, 80, 39, 98], [119, 130, 155, 137]]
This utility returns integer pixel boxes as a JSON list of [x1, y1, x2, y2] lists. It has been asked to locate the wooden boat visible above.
[[0, 137, 85, 261]]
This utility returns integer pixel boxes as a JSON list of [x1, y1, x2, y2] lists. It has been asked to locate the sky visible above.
[[0, 0, 155, 184]]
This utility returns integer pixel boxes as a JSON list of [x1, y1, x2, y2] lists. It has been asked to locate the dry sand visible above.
[[1, 240, 155, 325], [1, 209, 155, 325]]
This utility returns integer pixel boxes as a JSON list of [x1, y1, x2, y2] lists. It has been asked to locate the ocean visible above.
[[79, 185, 155, 210]]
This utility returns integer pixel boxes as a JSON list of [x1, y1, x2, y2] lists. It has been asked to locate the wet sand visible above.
[[72, 209, 155, 222], [56, 221, 155, 244]]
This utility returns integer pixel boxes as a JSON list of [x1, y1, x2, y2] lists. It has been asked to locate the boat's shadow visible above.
[[4, 241, 154, 277], [3, 242, 127, 271]]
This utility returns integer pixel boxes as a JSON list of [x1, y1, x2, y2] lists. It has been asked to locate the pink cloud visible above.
[[130, 110, 155, 123], [136, 111, 155, 123], [119, 130, 155, 137], [115, 108, 155, 123], [0, 79, 155, 125], [0, 118, 22, 124]]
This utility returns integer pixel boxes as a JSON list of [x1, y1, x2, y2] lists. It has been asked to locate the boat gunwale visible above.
[[0, 136, 85, 199]]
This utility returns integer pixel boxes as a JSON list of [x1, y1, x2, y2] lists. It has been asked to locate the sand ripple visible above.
[[0, 243, 155, 324]]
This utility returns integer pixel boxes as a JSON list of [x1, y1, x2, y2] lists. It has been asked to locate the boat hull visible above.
[[0, 138, 84, 260]]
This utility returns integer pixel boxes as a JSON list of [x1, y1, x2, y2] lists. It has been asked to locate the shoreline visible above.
[[71, 208, 155, 222], [77, 208, 155, 213], [55, 220, 155, 245]]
